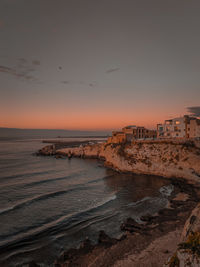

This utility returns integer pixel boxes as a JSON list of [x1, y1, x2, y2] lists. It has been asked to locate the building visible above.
[[187, 117, 200, 138], [123, 126, 156, 140], [122, 125, 137, 142], [107, 125, 157, 144], [107, 131, 126, 144], [157, 115, 200, 139]]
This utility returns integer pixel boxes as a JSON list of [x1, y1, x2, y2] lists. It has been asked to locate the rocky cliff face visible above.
[[57, 140, 200, 181], [165, 203, 200, 266]]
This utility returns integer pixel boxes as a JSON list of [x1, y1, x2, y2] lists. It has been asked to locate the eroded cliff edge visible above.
[[53, 139, 200, 182]]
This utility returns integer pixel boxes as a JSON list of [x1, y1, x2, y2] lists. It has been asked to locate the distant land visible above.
[[0, 127, 111, 141]]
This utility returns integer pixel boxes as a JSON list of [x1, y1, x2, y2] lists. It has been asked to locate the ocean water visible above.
[[0, 137, 173, 266]]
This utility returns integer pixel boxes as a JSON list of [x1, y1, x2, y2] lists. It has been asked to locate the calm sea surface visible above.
[[0, 137, 173, 266]]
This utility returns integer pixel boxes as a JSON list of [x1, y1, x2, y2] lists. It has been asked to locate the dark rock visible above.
[[55, 238, 93, 265], [164, 250, 169, 254], [190, 215, 197, 225], [98, 230, 117, 246], [120, 217, 145, 233], [118, 234, 127, 241], [79, 237, 93, 252], [140, 215, 155, 223], [58, 248, 78, 262], [28, 261, 40, 267]]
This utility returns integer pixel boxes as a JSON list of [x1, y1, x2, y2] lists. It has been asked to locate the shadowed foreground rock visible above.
[[166, 203, 200, 266], [54, 231, 123, 267]]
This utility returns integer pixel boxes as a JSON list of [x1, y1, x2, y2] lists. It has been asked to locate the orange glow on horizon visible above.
[[0, 109, 179, 131]]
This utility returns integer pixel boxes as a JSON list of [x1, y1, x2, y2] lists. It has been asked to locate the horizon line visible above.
[[0, 126, 114, 131]]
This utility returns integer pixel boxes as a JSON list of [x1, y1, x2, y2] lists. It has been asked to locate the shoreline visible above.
[[38, 138, 200, 182], [34, 139, 200, 266], [53, 177, 200, 267]]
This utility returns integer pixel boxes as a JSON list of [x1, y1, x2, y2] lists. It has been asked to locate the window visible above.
[[175, 121, 180, 125]]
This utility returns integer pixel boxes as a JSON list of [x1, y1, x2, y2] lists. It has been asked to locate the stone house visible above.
[[107, 125, 157, 144]]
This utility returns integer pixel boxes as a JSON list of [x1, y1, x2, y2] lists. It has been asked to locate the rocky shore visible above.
[[35, 139, 200, 266], [51, 178, 200, 267], [36, 139, 105, 157], [39, 139, 200, 181]]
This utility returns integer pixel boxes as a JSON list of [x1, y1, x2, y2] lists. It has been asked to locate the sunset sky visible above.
[[0, 0, 200, 130]]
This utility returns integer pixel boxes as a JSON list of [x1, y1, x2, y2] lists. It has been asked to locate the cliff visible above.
[[165, 203, 200, 266], [56, 139, 200, 181]]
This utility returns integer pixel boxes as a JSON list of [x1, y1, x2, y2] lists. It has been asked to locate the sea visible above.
[[0, 129, 174, 266]]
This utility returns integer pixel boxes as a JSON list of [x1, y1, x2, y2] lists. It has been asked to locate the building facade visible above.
[[107, 125, 157, 144], [157, 115, 200, 139]]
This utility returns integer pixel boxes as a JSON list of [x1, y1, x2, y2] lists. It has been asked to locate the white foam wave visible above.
[[159, 184, 174, 197]]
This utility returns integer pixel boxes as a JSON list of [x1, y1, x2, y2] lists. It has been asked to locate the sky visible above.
[[0, 0, 200, 130]]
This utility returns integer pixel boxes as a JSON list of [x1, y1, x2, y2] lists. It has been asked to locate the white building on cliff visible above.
[[157, 115, 200, 139]]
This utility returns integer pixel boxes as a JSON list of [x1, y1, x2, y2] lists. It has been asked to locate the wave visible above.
[[126, 196, 152, 207], [0, 170, 53, 183], [0, 211, 118, 264], [0, 168, 87, 189], [0, 171, 114, 193], [126, 184, 174, 209], [0, 193, 117, 251], [159, 184, 174, 197], [24, 172, 112, 189], [0, 187, 86, 216]]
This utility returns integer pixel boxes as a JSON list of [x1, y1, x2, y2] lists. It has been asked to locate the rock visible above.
[[55, 154, 63, 159], [55, 238, 93, 265], [98, 230, 117, 246], [28, 261, 40, 267], [164, 249, 169, 254], [120, 217, 145, 233], [37, 145, 56, 156], [118, 234, 127, 241], [79, 237, 93, 252], [140, 215, 155, 223], [166, 204, 200, 266], [181, 203, 200, 241], [56, 140, 200, 181], [177, 249, 200, 267]]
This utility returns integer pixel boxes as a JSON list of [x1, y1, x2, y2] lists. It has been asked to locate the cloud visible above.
[[0, 57, 43, 82], [0, 66, 18, 76], [187, 106, 200, 117], [61, 81, 70, 84], [106, 67, 120, 74], [89, 82, 97, 87], [0, 65, 36, 81]]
